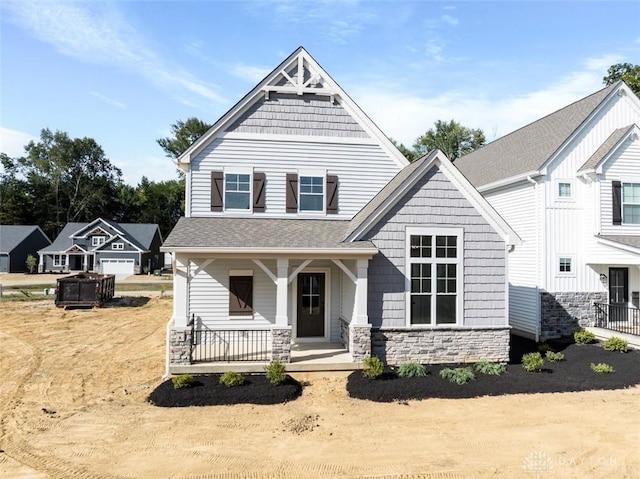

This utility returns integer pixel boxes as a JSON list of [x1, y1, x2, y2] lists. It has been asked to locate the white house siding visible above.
[[188, 259, 276, 329], [485, 182, 540, 337], [225, 94, 367, 138], [364, 167, 507, 329], [189, 138, 400, 218]]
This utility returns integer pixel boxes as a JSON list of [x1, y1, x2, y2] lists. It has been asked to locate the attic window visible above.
[[92, 236, 106, 246], [112, 243, 124, 250]]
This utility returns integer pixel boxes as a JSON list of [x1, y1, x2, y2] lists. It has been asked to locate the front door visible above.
[[609, 267, 628, 321], [297, 272, 325, 338]]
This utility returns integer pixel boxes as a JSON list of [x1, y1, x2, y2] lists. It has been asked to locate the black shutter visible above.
[[286, 173, 298, 213], [211, 171, 224, 212], [253, 172, 266, 212], [326, 175, 338, 214], [229, 276, 253, 316], [612, 180, 622, 225]]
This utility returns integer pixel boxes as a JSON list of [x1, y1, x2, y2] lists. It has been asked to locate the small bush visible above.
[[171, 374, 194, 389], [603, 336, 628, 352], [537, 343, 553, 353], [439, 367, 475, 385], [522, 352, 544, 372], [362, 356, 384, 379], [219, 371, 245, 387], [475, 360, 506, 376], [545, 351, 565, 362], [398, 361, 427, 378], [591, 362, 615, 374], [574, 328, 596, 344], [264, 360, 287, 385]]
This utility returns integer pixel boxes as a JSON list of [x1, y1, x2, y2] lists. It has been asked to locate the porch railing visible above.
[[593, 302, 640, 337], [191, 328, 272, 363]]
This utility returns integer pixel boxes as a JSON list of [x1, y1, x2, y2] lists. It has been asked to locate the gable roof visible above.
[[71, 218, 125, 238], [577, 124, 639, 174], [0, 225, 50, 254], [162, 217, 376, 254], [345, 150, 521, 246], [177, 46, 408, 169], [455, 82, 622, 189], [40, 221, 159, 253]]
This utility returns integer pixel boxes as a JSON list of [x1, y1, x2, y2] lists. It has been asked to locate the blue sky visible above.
[[1, 0, 639, 185]]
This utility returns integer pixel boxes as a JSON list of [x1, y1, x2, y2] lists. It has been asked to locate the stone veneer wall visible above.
[[540, 291, 608, 340], [170, 327, 193, 365], [371, 327, 510, 365], [271, 326, 292, 363], [349, 324, 372, 361]]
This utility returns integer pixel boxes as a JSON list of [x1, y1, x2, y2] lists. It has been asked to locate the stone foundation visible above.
[[371, 326, 510, 365], [170, 327, 193, 365], [540, 291, 608, 340], [349, 324, 372, 361], [271, 326, 292, 363]]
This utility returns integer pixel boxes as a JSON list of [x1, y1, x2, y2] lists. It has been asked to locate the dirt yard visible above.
[[1, 298, 639, 479]]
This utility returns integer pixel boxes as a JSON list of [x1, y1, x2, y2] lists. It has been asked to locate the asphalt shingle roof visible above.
[[598, 235, 640, 250], [455, 83, 617, 187], [577, 125, 636, 173], [0, 225, 49, 253], [162, 217, 375, 251]]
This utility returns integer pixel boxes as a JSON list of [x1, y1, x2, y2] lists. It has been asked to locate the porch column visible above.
[[173, 253, 189, 327], [38, 254, 44, 273], [275, 258, 289, 326], [354, 258, 369, 325]]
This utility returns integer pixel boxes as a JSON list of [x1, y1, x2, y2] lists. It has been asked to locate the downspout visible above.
[[526, 175, 541, 342]]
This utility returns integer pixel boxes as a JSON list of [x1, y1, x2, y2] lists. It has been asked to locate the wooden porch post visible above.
[[354, 258, 369, 325], [276, 258, 289, 326]]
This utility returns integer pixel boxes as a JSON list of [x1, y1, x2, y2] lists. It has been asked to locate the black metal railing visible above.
[[594, 302, 640, 337], [191, 328, 271, 363]]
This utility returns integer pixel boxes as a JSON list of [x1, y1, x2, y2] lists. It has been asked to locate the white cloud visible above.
[[89, 92, 126, 109], [114, 154, 179, 185], [0, 127, 37, 157], [351, 55, 610, 146], [229, 63, 272, 83], [3, 1, 226, 104], [441, 14, 459, 26]]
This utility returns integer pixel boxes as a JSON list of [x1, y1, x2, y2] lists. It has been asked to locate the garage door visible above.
[[101, 259, 135, 276]]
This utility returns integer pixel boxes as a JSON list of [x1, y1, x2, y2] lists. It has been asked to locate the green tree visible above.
[[0, 153, 34, 225], [413, 120, 485, 161], [603, 63, 640, 97], [157, 117, 212, 160], [389, 138, 418, 162], [132, 176, 185, 237], [25, 254, 37, 274]]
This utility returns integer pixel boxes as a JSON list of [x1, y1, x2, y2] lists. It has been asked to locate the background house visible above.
[[456, 81, 640, 341], [39, 218, 163, 277], [0, 225, 51, 273]]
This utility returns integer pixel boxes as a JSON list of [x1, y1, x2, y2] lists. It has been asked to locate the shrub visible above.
[[537, 343, 552, 353], [603, 336, 628, 352], [398, 361, 427, 378], [362, 356, 384, 379], [591, 362, 615, 374], [264, 360, 287, 385], [574, 328, 596, 344], [219, 371, 245, 387], [545, 351, 565, 362], [475, 360, 506, 376], [171, 374, 194, 389], [522, 352, 544, 372], [439, 367, 475, 385]]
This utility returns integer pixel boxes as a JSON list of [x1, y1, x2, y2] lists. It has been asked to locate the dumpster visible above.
[[55, 273, 115, 307]]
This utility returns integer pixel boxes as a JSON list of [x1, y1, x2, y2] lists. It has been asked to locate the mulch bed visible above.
[[347, 337, 640, 402], [147, 374, 302, 407]]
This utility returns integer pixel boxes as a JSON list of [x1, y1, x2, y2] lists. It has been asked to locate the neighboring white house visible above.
[[456, 81, 640, 341], [162, 47, 520, 372]]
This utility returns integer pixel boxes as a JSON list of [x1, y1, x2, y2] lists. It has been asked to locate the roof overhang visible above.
[[161, 246, 378, 259], [476, 170, 543, 194]]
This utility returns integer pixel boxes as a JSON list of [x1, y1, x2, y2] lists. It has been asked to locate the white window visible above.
[[557, 255, 574, 276], [224, 173, 251, 210], [53, 255, 67, 267], [92, 236, 106, 246], [299, 176, 324, 212], [406, 228, 462, 326], [622, 183, 640, 224], [112, 243, 124, 250], [557, 181, 573, 199]]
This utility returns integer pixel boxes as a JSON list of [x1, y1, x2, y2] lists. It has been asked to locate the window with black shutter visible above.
[[211, 171, 224, 211], [229, 275, 253, 316], [326, 175, 338, 214], [286, 173, 298, 213], [253, 172, 266, 212]]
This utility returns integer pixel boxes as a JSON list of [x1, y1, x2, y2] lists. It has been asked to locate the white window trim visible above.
[[405, 227, 463, 327], [291, 266, 331, 342], [112, 242, 124, 250], [53, 254, 67, 267], [92, 236, 106, 246], [556, 179, 574, 202], [298, 169, 326, 214], [556, 254, 575, 277], [621, 181, 640, 225], [223, 168, 253, 212]]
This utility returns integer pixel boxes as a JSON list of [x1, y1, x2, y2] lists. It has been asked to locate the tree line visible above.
[[1, 64, 637, 240]]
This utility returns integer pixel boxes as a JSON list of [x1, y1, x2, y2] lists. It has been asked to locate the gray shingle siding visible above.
[[364, 166, 507, 328], [224, 93, 368, 138]]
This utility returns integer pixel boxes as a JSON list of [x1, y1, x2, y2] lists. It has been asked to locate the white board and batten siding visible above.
[[189, 138, 400, 218], [486, 182, 540, 337]]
